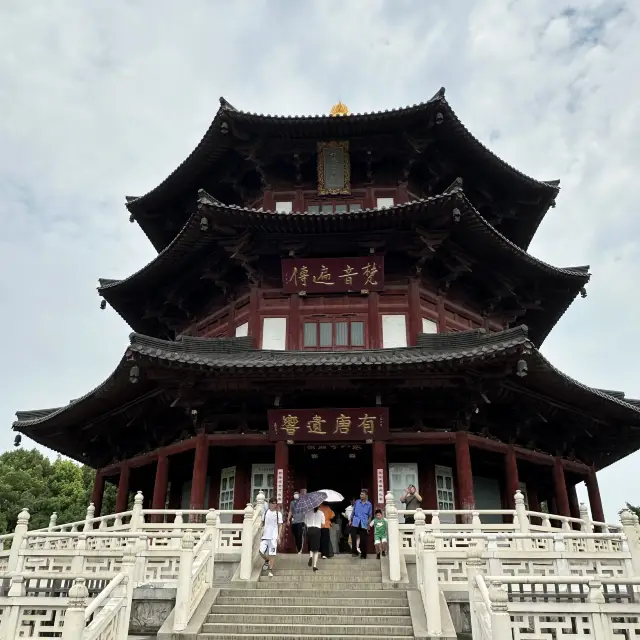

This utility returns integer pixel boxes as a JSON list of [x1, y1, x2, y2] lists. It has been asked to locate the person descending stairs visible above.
[[198, 555, 415, 639]]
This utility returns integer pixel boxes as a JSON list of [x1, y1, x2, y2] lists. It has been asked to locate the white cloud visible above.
[[1, 0, 639, 520]]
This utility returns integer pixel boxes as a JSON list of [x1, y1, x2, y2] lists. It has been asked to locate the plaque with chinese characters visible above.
[[268, 408, 389, 442], [317, 141, 350, 195], [281, 257, 384, 294]]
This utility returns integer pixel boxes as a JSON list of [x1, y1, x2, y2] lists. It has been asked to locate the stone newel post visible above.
[[488, 580, 511, 639], [239, 502, 255, 580], [205, 509, 218, 585], [174, 530, 195, 632], [385, 491, 401, 582], [83, 502, 95, 532], [130, 491, 144, 531], [62, 578, 89, 640], [422, 533, 442, 636], [413, 508, 426, 549], [8, 508, 30, 572], [620, 509, 640, 577]]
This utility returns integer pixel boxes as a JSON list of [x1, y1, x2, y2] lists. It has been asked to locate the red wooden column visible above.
[[115, 463, 130, 513], [372, 441, 388, 511], [91, 471, 105, 517], [527, 485, 541, 525], [504, 445, 520, 509], [189, 435, 209, 510], [586, 466, 605, 524], [152, 455, 170, 517], [553, 458, 571, 517], [420, 459, 438, 512], [407, 279, 421, 347], [275, 441, 291, 550], [455, 432, 475, 511], [567, 483, 580, 520]]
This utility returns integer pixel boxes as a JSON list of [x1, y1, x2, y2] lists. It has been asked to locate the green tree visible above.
[[626, 503, 640, 520], [0, 448, 116, 534]]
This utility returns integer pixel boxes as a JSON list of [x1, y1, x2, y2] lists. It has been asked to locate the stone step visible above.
[[198, 623, 412, 636], [254, 581, 382, 590], [198, 632, 414, 640], [277, 556, 379, 563], [210, 605, 411, 617], [205, 614, 412, 627], [269, 568, 382, 576], [258, 573, 381, 583], [216, 593, 408, 606]]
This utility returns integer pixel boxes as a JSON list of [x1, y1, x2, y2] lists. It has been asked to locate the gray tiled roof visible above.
[[12, 326, 640, 452], [127, 326, 529, 371], [99, 189, 589, 346], [126, 88, 558, 252]]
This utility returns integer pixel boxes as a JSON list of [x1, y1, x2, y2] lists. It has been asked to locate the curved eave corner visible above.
[[11, 327, 640, 448]]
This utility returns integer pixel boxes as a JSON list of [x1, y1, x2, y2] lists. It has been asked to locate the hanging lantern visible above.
[[516, 359, 528, 377], [129, 364, 140, 384]]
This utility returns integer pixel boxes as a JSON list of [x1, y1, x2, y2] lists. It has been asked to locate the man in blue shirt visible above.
[[349, 490, 373, 559]]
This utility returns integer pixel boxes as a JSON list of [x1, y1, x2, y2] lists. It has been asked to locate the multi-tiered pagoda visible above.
[[13, 89, 640, 535]]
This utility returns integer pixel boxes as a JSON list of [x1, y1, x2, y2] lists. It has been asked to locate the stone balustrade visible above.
[[0, 489, 638, 638], [0, 491, 265, 639]]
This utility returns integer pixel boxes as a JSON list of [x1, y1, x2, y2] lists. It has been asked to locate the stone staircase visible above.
[[199, 555, 415, 639]]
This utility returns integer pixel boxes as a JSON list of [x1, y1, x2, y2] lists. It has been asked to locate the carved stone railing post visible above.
[[120, 544, 137, 635], [486, 535, 501, 574], [466, 544, 485, 633], [130, 491, 144, 531], [587, 580, 609, 639], [205, 509, 218, 584], [172, 511, 184, 549], [62, 578, 89, 640], [174, 530, 195, 632], [514, 490, 530, 550], [44, 512, 57, 549], [8, 508, 30, 572], [386, 491, 401, 582], [239, 503, 255, 580], [255, 491, 266, 516], [488, 580, 511, 639], [553, 534, 570, 575], [422, 533, 442, 636], [580, 503, 595, 551], [83, 502, 95, 532], [0, 574, 26, 639], [620, 509, 640, 577], [133, 534, 148, 584], [414, 508, 426, 549], [70, 534, 87, 573]]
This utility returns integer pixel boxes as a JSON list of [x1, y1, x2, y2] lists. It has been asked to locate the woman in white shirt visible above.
[[305, 507, 325, 572]]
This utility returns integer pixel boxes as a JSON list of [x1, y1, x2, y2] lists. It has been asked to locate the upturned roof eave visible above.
[[124, 89, 559, 252], [97, 191, 590, 341], [13, 326, 640, 440], [101, 190, 590, 299]]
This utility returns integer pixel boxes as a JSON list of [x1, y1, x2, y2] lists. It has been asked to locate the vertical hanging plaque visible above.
[[377, 468, 385, 506], [276, 469, 284, 504], [317, 141, 350, 195]]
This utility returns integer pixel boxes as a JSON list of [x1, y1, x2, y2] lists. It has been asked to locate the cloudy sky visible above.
[[1, 0, 638, 520]]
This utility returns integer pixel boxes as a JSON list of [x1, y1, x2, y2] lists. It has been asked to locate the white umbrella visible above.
[[318, 489, 344, 503]]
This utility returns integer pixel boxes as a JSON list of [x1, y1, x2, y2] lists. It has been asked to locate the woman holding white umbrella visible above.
[[319, 489, 344, 557]]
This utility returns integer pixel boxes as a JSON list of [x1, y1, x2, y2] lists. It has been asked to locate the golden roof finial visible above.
[[330, 100, 350, 117]]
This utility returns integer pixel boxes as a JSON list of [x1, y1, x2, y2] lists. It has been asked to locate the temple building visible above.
[[13, 88, 640, 538]]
